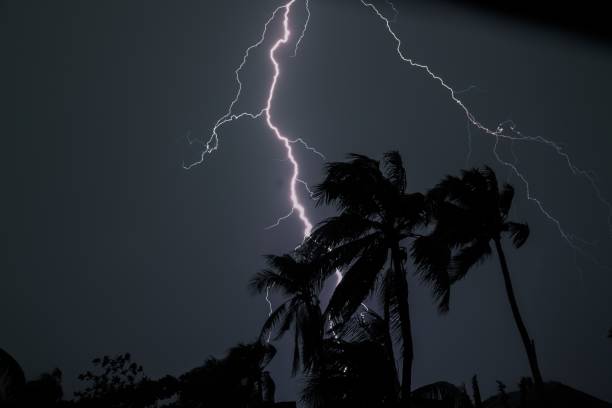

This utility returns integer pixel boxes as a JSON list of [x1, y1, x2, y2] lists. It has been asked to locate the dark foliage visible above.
[[250, 253, 324, 375], [7, 155, 610, 408], [472, 375, 483, 408], [414, 167, 544, 388], [22, 369, 64, 407], [302, 311, 399, 408], [411, 381, 473, 408], [177, 342, 276, 408], [304, 152, 427, 402], [0, 348, 26, 405], [73, 353, 177, 408]]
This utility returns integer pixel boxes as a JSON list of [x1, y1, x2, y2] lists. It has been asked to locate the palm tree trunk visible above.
[[391, 244, 413, 406], [493, 238, 544, 389]]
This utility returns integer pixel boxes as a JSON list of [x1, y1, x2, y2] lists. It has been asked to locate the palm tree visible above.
[[306, 152, 426, 403], [414, 166, 544, 389], [302, 311, 399, 408], [250, 253, 325, 375]]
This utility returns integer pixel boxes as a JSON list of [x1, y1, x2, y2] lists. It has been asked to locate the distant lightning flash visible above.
[[360, 0, 612, 259]]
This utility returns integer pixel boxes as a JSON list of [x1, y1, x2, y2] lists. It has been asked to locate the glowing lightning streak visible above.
[[360, 0, 612, 258], [293, 0, 311, 57], [264, 2, 346, 291], [183, 1, 322, 170], [183, 1, 324, 337], [266, 0, 313, 239], [264, 2, 351, 339]]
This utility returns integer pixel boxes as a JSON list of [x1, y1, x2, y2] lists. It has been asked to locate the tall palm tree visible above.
[[250, 253, 325, 375], [306, 152, 426, 403], [414, 166, 544, 388]]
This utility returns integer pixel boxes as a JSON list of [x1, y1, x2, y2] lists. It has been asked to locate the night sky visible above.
[[2, 0, 612, 403]]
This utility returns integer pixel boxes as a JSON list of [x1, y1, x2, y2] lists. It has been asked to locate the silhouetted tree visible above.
[[73, 353, 176, 408], [411, 381, 473, 408], [414, 167, 544, 389], [306, 152, 426, 404], [302, 312, 398, 408], [75, 354, 145, 402], [497, 381, 510, 408], [178, 342, 275, 408], [250, 253, 324, 375], [472, 375, 483, 408], [333, 310, 400, 398], [21, 368, 63, 407], [519, 377, 535, 408], [0, 348, 25, 406]]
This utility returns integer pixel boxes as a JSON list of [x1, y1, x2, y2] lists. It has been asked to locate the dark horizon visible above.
[[2, 0, 611, 405]]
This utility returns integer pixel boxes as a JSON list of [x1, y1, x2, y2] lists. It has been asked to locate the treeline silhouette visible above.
[[2, 152, 611, 408]]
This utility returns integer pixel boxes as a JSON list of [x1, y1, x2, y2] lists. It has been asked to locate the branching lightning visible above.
[[184, 0, 317, 240], [360, 0, 612, 259], [292, 0, 311, 57], [182, 0, 329, 331], [185, 0, 612, 334], [265, 0, 314, 238]]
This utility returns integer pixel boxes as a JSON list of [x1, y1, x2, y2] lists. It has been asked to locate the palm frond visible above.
[[412, 235, 452, 313], [316, 232, 382, 278], [430, 174, 483, 215], [383, 150, 406, 194], [259, 302, 288, 342], [298, 304, 324, 373], [274, 301, 298, 341], [480, 165, 500, 198], [249, 269, 296, 295], [450, 238, 492, 282], [499, 183, 515, 218], [313, 158, 384, 214], [333, 310, 387, 345], [325, 243, 388, 323], [503, 221, 530, 248], [397, 192, 427, 231], [308, 213, 381, 249], [264, 254, 300, 276]]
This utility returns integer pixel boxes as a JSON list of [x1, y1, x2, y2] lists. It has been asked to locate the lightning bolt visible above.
[[183, 0, 317, 239], [360, 0, 612, 261], [185, 0, 611, 337], [265, 0, 314, 238], [292, 0, 311, 57], [183, 0, 332, 333]]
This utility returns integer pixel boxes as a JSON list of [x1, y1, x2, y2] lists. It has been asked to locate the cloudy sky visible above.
[[2, 0, 611, 403]]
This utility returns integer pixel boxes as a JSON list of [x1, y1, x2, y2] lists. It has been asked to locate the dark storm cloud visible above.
[[1, 0, 611, 404]]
